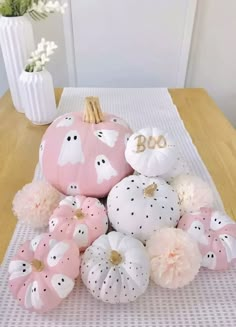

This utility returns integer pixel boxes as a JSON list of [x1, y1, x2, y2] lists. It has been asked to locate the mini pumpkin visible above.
[[107, 175, 180, 243], [178, 208, 236, 270], [40, 97, 133, 197], [8, 233, 80, 313], [125, 127, 178, 176], [81, 231, 150, 304], [49, 195, 108, 251]]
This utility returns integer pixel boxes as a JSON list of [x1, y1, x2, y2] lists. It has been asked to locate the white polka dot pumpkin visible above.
[[107, 175, 180, 243], [40, 97, 133, 198], [49, 195, 108, 251], [81, 231, 150, 304]]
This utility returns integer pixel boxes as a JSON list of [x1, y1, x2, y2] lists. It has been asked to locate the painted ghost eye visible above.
[[74, 186, 77, 189], [67, 136, 71, 141], [97, 161, 100, 166], [218, 221, 221, 224], [113, 119, 117, 122], [65, 117, 68, 120], [102, 159, 105, 164], [211, 254, 214, 258], [74, 136, 77, 140]]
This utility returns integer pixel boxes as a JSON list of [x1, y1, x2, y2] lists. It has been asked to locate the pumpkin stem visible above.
[[83, 97, 104, 124], [74, 209, 85, 220], [109, 250, 122, 265], [143, 183, 157, 197], [31, 259, 44, 272]]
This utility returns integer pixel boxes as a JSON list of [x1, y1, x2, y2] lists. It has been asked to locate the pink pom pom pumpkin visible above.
[[49, 196, 108, 251], [8, 233, 80, 313], [178, 208, 236, 270], [40, 97, 133, 197]]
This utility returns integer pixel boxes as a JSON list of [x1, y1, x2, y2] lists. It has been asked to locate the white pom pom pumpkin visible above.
[[171, 174, 214, 215], [160, 155, 191, 183], [107, 175, 180, 243], [81, 231, 150, 304], [125, 127, 178, 176]]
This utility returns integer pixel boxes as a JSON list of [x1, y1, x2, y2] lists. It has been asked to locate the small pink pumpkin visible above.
[[178, 208, 236, 270], [49, 195, 108, 251], [40, 97, 133, 197], [8, 233, 80, 313]]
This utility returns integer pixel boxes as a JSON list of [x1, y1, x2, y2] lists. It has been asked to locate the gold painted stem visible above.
[[109, 250, 122, 265], [143, 183, 157, 197], [83, 97, 104, 124], [31, 259, 44, 272]]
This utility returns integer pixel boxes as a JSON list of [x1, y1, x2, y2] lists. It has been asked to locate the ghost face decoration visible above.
[[41, 107, 133, 198], [178, 208, 236, 270], [67, 183, 80, 196], [8, 233, 80, 313], [56, 115, 74, 128], [94, 130, 118, 147], [49, 195, 108, 251], [58, 130, 84, 166], [95, 155, 117, 184]]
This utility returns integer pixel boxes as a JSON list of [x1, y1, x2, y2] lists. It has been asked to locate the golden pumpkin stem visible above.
[[74, 209, 85, 220], [109, 250, 122, 265], [31, 259, 44, 272], [143, 182, 157, 197], [83, 96, 104, 124]]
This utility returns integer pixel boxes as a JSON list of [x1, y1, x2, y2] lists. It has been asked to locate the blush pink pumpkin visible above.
[[49, 196, 108, 251], [40, 98, 133, 197], [8, 233, 80, 313], [178, 207, 236, 271]]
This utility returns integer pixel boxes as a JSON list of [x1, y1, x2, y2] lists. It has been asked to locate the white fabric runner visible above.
[[1, 88, 235, 327]]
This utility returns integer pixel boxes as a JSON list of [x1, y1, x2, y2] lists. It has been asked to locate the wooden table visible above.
[[0, 88, 236, 263]]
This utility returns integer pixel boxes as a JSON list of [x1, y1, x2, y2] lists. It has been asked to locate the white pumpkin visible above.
[[81, 231, 150, 304], [125, 127, 178, 176], [107, 175, 180, 243]]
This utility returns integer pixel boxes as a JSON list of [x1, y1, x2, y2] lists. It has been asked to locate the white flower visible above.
[[29, 0, 68, 15], [25, 39, 58, 73]]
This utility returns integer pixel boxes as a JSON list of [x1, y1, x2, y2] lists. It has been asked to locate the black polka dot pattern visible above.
[[80, 232, 150, 304], [107, 175, 180, 243]]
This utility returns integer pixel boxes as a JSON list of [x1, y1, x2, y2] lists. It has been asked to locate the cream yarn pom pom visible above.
[[147, 228, 201, 289], [171, 174, 214, 215], [13, 181, 62, 229]]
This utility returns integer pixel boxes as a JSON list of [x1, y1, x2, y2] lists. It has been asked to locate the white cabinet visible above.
[[64, 0, 197, 87]]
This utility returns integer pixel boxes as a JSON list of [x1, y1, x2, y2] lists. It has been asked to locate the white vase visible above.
[[19, 70, 57, 125], [0, 16, 35, 112]]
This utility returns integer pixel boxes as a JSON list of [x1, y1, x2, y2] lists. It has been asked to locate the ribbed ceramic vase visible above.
[[19, 69, 57, 125], [0, 16, 35, 112]]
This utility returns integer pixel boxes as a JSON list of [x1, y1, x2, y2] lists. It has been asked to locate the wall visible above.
[[0, 13, 68, 97], [186, 0, 236, 126], [1, 1, 236, 127]]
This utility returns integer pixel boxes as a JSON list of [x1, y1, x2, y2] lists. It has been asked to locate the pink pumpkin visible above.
[[49, 195, 108, 251], [8, 233, 80, 313], [178, 208, 236, 270], [40, 97, 133, 197]]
